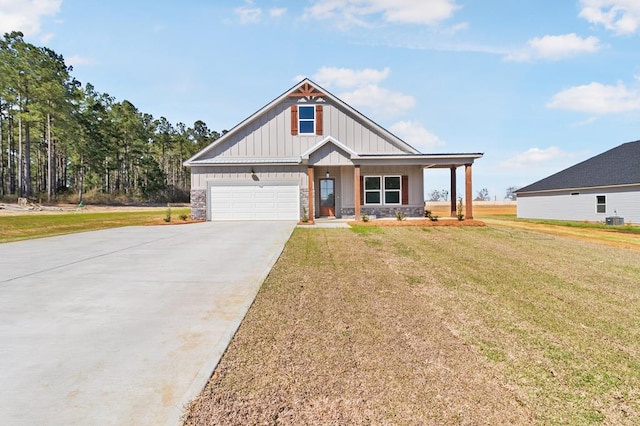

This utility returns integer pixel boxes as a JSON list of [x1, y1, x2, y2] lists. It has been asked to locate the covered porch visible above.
[[305, 153, 483, 222]]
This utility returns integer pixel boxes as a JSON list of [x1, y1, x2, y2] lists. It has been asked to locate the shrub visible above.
[[456, 198, 465, 221], [395, 210, 405, 221], [361, 213, 369, 222], [164, 204, 172, 222], [179, 213, 188, 221], [425, 210, 439, 222]]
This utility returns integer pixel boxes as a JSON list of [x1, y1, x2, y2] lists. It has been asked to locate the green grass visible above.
[[483, 214, 640, 234], [0, 208, 190, 243]]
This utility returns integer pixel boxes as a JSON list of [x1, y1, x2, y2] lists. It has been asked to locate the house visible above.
[[184, 79, 483, 222], [516, 140, 640, 223]]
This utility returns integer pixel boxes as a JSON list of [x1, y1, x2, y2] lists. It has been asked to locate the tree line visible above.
[[0, 31, 220, 204], [428, 187, 518, 202]]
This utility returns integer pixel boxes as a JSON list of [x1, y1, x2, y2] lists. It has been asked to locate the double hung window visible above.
[[364, 176, 381, 204], [596, 195, 606, 213], [384, 176, 401, 204], [364, 176, 401, 205], [298, 105, 315, 134]]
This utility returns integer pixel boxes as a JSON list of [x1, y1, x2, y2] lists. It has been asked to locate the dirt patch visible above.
[[485, 218, 640, 252], [0, 203, 175, 216]]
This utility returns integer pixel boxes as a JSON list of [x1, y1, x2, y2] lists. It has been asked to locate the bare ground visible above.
[[0, 202, 174, 216]]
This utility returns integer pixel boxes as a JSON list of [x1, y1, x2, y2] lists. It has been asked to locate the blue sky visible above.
[[2, 0, 640, 199]]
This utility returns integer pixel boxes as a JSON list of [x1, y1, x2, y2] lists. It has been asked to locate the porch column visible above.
[[450, 166, 457, 217], [354, 165, 361, 220], [308, 166, 314, 221], [465, 164, 473, 220]]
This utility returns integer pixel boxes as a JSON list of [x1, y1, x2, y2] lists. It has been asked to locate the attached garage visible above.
[[209, 184, 300, 220]]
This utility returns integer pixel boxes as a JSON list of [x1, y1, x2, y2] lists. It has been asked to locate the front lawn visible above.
[[0, 208, 191, 243], [184, 226, 640, 425]]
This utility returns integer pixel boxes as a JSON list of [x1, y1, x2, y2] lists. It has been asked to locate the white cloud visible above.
[[340, 84, 415, 116], [442, 22, 469, 35], [298, 66, 414, 116], [579, 0, 640, 35], [311, 66, 390, 88], [235, 6, 261, 24], [269, 8, 286, 18], [66, 54, 94, 67], [506, 33, 601, 62], [547, 81, 640, 114], [501, 147, 576, 169], [0, 0, 61, 37], [389, 120, 445, 152], [305, 0, 460, 27], [569, 116, 599, 127]]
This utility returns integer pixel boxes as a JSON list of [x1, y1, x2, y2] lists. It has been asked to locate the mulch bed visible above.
[[147, 219, 205, 226], [348, 219, 486, 227]]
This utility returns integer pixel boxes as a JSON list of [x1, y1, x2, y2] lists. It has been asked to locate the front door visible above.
[[319, 178, 335, 216]]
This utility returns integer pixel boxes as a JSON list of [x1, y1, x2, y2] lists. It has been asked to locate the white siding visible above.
[[517, 187, 640, 223]]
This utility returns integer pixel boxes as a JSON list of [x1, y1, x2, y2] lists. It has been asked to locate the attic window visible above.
[[291, 104, 323, 136], [299, 105, 315, 134]]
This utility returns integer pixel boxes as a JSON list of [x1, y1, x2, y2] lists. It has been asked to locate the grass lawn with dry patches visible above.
[[184, 225, 640, 425], [0, 208, 191, 243]]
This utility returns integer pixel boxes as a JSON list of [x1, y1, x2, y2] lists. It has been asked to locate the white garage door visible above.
[[210, 184, 300, 220]]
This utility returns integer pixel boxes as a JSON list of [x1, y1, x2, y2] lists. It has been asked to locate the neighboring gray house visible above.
[[184, 79, 483, 222], [516, 140, 640, 224]]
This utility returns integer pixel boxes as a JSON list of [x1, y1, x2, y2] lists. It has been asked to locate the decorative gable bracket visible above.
[[288, 82, 325, 102]]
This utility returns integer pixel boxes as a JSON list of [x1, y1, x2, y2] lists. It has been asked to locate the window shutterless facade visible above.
[[596, 195, 606, 213], [364, 175, 402, 205]]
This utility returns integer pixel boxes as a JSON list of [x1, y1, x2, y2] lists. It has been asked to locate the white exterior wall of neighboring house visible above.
[[517, 186, 640, 224]]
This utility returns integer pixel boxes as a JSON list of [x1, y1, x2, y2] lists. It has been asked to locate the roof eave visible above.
[[353, 153, 483, 166], [516, 182, 640, 195]]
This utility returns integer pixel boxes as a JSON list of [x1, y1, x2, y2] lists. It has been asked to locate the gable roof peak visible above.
[[289, 79, 325, 99]]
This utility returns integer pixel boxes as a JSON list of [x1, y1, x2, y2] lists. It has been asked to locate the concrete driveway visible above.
[[0, 221, 295, 425]]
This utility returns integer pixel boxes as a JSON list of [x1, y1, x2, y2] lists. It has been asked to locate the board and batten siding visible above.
[[339, 165, 424, 209], [517, 186, 640, 223], [190, 166, 307, 190], [198, 100, 408, 162], [308, 143, 353, 166]]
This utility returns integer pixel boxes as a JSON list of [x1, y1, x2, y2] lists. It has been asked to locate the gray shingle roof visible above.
[[516, 140, 640, 193]]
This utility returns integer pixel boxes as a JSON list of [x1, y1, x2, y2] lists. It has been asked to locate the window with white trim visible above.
[[384, 176, 401, 204], [364, 175, 402, 205], [364, 176, 381, 204], [298, 105, 315, 134], [596, 195, 606, 213]]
